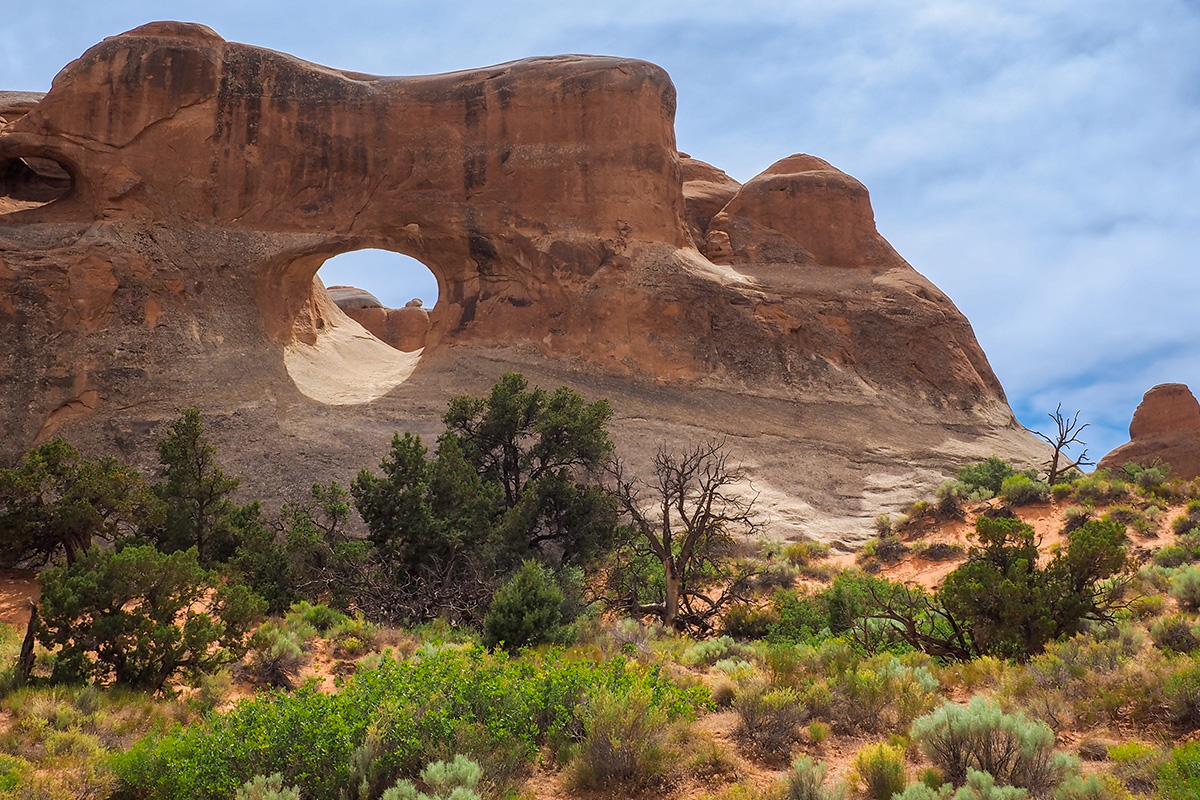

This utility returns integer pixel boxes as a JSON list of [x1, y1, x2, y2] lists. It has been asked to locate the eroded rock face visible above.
[[680, 154, 741, 248], [0, 22, 1043, 540], [1098, 384, 1200, 480], [329, 285, 432, 353]]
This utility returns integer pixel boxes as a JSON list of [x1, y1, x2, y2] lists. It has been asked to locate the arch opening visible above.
[[0, 154, 72, 215], [316, 248, 441, 354]]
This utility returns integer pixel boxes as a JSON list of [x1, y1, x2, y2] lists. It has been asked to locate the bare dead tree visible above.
[[607, 440, 761, 632], [1031, 404, 1094, 485]]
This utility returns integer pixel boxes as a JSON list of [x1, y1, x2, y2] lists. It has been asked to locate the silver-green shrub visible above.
[[1169, 565, 1200, 610], [784, 755, 846, 800], [910, 698, 1074, 796], [235, 773, 301, 800], [733, 682, 806, 758], [381, 755, 483, 800], [1051, 774, 1131, 800]]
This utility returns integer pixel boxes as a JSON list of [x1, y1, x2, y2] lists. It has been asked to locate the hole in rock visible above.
[[317, 249, 440, 354], [0, 155, 72, 214]]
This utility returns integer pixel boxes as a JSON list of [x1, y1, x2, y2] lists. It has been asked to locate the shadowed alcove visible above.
[[0, 154, 72, 216]]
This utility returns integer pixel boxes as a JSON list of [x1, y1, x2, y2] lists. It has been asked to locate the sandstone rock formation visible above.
[[1098, 383, 1200, 480], [0, 22, 1044, 541], [327, 284, 431, 352], [679, 154, 741, 248]]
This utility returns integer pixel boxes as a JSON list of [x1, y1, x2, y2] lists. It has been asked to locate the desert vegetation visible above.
[[0, 376, 1198, 799]]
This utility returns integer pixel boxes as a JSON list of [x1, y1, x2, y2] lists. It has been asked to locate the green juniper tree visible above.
[[439, 372, 617, 562], [148, 408, 260, 566], [232, 481, 367, 614], [869, 515, 1129, 661], [36, 543, 264, 690], [0, 437, 161, 567], [352, 374, 618, 622]]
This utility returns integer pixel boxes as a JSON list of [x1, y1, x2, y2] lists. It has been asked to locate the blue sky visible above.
[[4, 1, 1198, 464]]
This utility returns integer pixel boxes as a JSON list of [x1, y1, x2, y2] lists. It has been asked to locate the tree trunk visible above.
[[15, 601, 38, 686], [663, 562, 681, 630]]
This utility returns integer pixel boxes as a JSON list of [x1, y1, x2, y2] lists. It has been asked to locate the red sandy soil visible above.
[[829, 497, 1177, 589], [0, 570, 38, 630]]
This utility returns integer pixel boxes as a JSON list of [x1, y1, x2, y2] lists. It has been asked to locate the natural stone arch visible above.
[[252, 236, 462, 350], [249, 236, 462, 405], [0, 127, 75, 217], [319, 248, 441, 353], [0, 93, 73, 216]]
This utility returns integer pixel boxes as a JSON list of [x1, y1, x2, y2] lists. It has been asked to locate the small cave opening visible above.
[[317, 248, 441, 353], [0, 154, 72, 215]]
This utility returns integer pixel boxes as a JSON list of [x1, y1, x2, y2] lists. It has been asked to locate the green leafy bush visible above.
[[1157, 740, 1200, 800], [935, 481, 966, 518], [1155, 532, 1200, 567], [917, 542, 965, 561], [1132, 505, 1162, 536], [1150, 614, 1200, 654], [829, 655, 940, 734], [910, 698, 1073, 795], [866, 535, 909, 564], [0, 683, 196, 800], [999, 475, 1050, 506], [1122, 461, 1170, 495], [1051, 774, 1130, 800], [956, 458, 1022, 497], [570, 683, 680, 790], [722, 603, 779, 640], [1106, 741, 1163, 796], [113, 645, 706, 799], [765, 572, 906, 650], [1164, 658, 1200, 729], [1072, 472, 1129, 505], [853, 742, 907, 800], [1127, 593, 1163, 620], [288, 601, 347, 634], [1172, 505, 1200, 535], [1051, 482, 1075, 501], [766, 588, 830, 644], [330, 614, 378, 658], [0, 754, 29, 792], [784, 539, 831, 565]]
